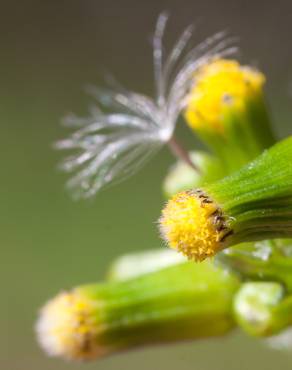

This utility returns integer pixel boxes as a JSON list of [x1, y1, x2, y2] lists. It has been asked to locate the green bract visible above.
[[37, 262, 239, 360], [193, 96, 276, 173], [206, 136, 292, 248]]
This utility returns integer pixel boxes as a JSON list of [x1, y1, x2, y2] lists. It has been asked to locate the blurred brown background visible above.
[[1, 1, 292, 369]]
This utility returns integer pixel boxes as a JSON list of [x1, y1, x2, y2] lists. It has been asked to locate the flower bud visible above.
[[36, 262, 239, 361], [160, 137, 292, 261], [184, 59, 275, 172]]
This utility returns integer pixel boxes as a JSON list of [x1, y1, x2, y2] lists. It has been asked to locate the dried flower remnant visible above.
[[56, 13, 236, 198]]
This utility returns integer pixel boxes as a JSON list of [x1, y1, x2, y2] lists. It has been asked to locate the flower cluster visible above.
[[37, 13, 292, 363]]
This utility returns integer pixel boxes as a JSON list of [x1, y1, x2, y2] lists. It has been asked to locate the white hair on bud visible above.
[[35, 291, 107, 361], [56, 12, 237, 198]]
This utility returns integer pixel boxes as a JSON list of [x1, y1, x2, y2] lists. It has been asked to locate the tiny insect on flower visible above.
[[55, 13, 236, 198]]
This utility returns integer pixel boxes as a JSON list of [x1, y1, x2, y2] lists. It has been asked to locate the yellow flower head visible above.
[[185, 59, 265, 133], [159, 190, 232, 261], [36, 290, 107, 361]]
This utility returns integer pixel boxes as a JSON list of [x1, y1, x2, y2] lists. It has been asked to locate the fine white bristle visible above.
[[56, 13, 237, 198]]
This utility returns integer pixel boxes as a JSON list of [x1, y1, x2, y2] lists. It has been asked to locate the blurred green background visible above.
[[1, 1, 292, 369]]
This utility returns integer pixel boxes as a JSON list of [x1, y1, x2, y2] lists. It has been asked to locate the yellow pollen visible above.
[[36, 290, 107, 361], [159, 190, 229, 261], [184, 59, 265, 133]]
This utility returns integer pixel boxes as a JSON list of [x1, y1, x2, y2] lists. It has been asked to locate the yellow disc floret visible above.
[[185, 59, 265, 133], [36, 290, 107, 361], [159, 190, 232, 261]]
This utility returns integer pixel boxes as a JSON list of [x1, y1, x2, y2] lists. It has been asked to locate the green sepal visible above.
[[192, 94, 276, 174], [78, 261, 240, 352]]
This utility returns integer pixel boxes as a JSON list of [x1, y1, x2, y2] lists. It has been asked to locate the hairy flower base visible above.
[[159, 190, 232, 261]]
